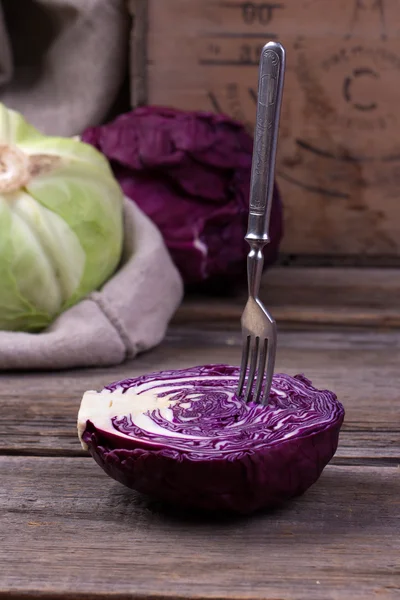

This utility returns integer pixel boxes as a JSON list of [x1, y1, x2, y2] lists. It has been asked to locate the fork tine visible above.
[[237, 335, 250, 396], [244, 336, 260, 403], [252, 337, 267, 404], [261, 332, 277, 406]]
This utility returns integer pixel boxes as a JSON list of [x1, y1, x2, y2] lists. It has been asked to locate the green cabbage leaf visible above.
[[0, 104, 124, 332]]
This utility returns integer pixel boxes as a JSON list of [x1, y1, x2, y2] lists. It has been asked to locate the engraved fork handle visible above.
[[246, 41, 285, 299]]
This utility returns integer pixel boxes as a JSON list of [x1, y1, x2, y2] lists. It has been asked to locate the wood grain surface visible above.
[[176, 267, 400, 329], [1, 327, 400, 462], [1, 303, 399, 598], [1, 457, 399, 600]]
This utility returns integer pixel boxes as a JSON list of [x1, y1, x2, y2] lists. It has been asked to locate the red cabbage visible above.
[[78, 365, 344, 514], [82, 107, 283, 287]]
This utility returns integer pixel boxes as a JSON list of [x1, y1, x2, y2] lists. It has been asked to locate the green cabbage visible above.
[[0, 104, 124, 332]]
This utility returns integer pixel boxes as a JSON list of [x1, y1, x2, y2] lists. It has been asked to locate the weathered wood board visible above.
[[1, 314, 399, 598], [1, 457, 399, 600], [177, 267, 400, 329], [1, 325, 399, 461], [133, 0, 400, 259]]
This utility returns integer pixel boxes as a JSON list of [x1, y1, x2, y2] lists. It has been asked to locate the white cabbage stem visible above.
[[0, 144, 30, 193]]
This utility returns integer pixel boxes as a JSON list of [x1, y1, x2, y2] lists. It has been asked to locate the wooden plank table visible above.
[[1, 274, 399, 599]]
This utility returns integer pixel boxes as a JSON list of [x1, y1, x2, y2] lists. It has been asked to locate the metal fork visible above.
[[237, 41, 285, 405]]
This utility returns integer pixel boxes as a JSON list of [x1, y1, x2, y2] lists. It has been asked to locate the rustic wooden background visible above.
[[130, 0, 400, 263]]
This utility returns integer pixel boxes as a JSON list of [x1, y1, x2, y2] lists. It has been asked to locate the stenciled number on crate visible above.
[[240, 43, 267, 65], [240, 2, 285, 25], [200, 2, 285, 67]]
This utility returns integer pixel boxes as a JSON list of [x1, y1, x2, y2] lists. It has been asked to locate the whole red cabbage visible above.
[[82, 107, 283, 286], [78, 365, 344, 514]]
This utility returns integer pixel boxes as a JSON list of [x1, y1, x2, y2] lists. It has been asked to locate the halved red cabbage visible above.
[[78, 365, 344, 513]]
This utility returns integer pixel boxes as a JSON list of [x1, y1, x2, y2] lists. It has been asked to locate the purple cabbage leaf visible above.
[[82, 106, 283, 287], [78, 364, 344, 514]]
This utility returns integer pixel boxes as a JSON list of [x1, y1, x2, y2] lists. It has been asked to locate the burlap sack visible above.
[[0, 0, 129, 136], [0, 198, 184, 370]]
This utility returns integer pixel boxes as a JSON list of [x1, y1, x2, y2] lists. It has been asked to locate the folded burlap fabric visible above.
[[0, 198, 183, 370], [0, 0, 129, 135]]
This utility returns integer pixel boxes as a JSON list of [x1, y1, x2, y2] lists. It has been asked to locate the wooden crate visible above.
[[130, 0, 400, 263]]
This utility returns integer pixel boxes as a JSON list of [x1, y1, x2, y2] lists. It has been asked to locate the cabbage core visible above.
[[0, 144, 31, 192]]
